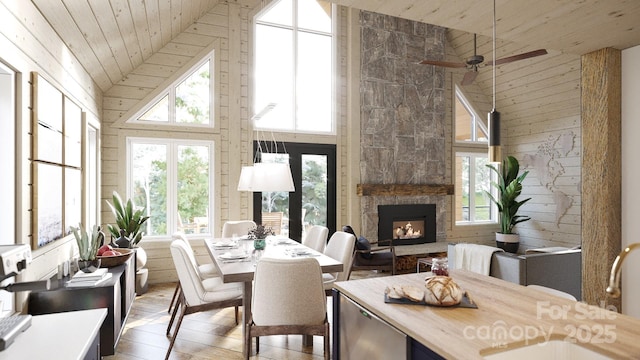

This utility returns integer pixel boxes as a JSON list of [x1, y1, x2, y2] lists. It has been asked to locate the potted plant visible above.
[[106, 191, 150, 248], [71, 224, 104, 273], [248, 224, 274, 250], [485, 156, 532, 253]]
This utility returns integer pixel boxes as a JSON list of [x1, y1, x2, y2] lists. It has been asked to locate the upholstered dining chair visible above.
[[221, 220, 256, 238], [322, 231, 356, 294], [166, 240, 243, 360], [246, 257, 330, 360], [342, 225, 396, 279], [167, 232, 219, 314], [302, 225, 329, 253]]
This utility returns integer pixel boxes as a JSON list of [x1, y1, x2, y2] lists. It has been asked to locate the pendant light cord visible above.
[[492, 0, 496, 110]]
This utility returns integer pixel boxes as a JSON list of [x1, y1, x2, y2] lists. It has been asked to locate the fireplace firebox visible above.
[[378, 204, 436, 246]]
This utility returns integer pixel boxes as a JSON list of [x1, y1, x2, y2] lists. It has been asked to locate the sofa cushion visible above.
[[356, 236, 373, 259]]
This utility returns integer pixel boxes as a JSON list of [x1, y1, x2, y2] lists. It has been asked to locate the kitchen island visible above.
[[333, 269, 640, 359]]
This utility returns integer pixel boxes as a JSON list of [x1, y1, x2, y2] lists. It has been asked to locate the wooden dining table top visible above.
[[205, 236, 344, 283]]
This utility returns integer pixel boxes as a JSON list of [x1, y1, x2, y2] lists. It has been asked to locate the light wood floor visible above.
[[104, 270, 388, 360]]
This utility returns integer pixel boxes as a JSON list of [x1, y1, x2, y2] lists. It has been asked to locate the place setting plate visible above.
[[219, 250, 250, 260]]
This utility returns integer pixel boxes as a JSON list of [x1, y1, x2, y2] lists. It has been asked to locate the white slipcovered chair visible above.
[[167, 232, 218, 313], [166, 240, 243, 360], [221, 220, 256, 238], [322, 231, 356, 294], [302, 225, 329, 253], [246, 257, 330, 360]]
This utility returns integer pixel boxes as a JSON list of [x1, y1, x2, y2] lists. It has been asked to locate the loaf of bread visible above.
[[385, 284, 424, 302], [424, 276, 463, 306]]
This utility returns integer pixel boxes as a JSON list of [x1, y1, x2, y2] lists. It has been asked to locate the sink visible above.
[[483, 339, 612, 359]]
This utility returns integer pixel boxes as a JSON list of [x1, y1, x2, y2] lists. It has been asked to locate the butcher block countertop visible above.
[[334, 270, 640, 359]]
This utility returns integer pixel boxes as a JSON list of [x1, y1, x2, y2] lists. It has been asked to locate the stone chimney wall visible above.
[[359, 11, 448, 242]]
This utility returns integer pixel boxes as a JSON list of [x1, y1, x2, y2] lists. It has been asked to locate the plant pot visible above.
[[254, 239, 266, 250], [495, 233, 519, 253], [135, 246, 147, 269], [77, 259, 101, 273]]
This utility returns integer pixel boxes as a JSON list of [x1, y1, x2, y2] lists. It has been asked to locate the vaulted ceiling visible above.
[[31, 0, 221, 92], [32, 0, 640, 94]]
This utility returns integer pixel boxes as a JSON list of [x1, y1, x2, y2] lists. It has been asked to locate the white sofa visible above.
[[448, 243, 581, 300]]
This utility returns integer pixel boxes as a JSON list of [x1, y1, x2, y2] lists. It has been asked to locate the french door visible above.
[[252, 142, 336, 242]]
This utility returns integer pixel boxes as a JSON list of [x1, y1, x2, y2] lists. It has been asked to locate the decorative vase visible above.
[[77, 259, 101, 273], [253, 239, 266, 250], [115, 229, 131, 248], [495, 233, 520, 253]]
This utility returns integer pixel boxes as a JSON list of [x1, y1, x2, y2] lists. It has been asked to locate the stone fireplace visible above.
[[358, 12, 448, 243]]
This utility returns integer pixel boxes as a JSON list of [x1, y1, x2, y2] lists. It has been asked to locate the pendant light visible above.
[[237, 103, 295, 192], [488, 0, 502, 163]]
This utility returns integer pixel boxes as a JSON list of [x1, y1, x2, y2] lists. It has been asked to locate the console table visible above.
[[28, 256, 135, 356]]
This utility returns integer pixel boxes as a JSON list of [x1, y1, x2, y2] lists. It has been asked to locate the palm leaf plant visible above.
[[106, 191, 150, 247], [485, 156, 532, 234]]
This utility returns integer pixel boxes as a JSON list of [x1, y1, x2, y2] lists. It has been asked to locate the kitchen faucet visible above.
[[606, 243, 640, 298]]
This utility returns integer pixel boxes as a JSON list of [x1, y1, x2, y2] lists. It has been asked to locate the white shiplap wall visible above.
[[444, 30, 582, 250], [0, 1, 102, 310]]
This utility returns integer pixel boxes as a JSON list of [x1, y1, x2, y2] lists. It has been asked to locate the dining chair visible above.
[[322, 231, 356, 295], [302, 225, 329, 253], [166, 240, 243, 360], [342, 225, 396, 279], [246, 257, 330, 360], [167, 232, 219, 314], [221, 220, 256, 238]]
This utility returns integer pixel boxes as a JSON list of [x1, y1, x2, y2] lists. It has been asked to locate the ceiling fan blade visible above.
[[418, 59, 467, 68], [461, 71, 478, 85], [486, 49, 548, 66]]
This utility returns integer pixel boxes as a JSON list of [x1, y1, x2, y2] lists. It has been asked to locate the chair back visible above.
[[252, 257, 326, 326], [221, 220, 256, 238], [170, 240, 208, 306], [303, 225, 329, 253], [261, 212, 283, 235], [171, 231, 205, 276], [324, 231, 356, 282]]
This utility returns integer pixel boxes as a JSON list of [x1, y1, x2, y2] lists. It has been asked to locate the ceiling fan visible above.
[[418, 34, 548, 85]]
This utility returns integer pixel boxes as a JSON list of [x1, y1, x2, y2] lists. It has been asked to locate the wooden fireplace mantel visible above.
[[356, 184, 454, 196]]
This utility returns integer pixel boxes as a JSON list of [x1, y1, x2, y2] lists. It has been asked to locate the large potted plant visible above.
[[106, 191, 150, 248], [485, 156, 532, 253]]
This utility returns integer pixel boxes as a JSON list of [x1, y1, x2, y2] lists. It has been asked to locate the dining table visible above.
[[205, 235, 343, 357]]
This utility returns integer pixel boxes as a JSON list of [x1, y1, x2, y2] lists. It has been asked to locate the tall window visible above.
[[254, 0, 334, 133], [128, 138, 214, 238], [453, 86, 495, 224], [135, 57, 213, 127]]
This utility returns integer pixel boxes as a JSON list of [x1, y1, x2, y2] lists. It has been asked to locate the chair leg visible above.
[[234, 305, 239, 325], [168, 282, 180, 313], [324, 323, 330, 360], [165, 303, 187, 360], [166, 294, 182, 336], [244, 325, 251, 360], [256, 336, 260, 353]]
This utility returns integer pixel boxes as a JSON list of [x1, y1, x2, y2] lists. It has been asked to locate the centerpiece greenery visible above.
[[106, 191, 150, 248], [485, 156, 531, 252], [248, 224, 274, 250]]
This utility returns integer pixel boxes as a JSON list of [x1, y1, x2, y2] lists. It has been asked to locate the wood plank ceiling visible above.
[[32, 0, 640, 94], [327, 0, 640, 56], [31, 0, 220, 92]]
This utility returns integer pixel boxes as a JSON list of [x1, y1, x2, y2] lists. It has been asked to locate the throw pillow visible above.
[[356, 236, 373, 259]]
